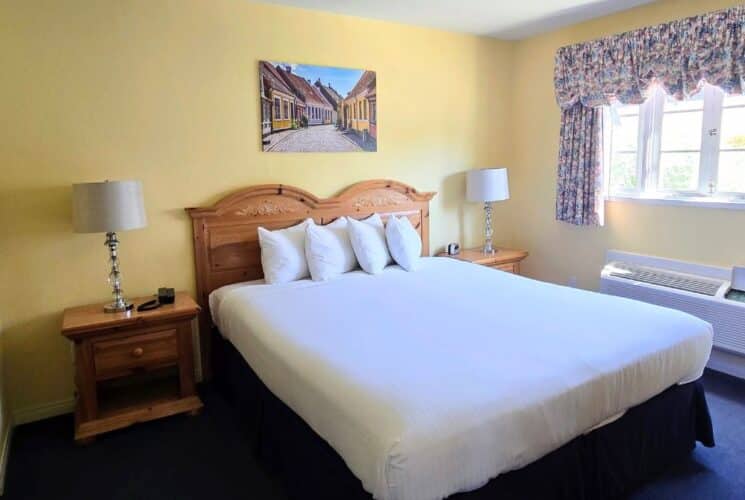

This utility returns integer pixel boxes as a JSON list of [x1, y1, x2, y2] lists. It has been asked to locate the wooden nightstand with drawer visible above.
[[437, 247, 528, 274], [61, 292, 203, 443]]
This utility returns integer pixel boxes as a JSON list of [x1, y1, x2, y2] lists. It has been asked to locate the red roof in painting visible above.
[[346, 70, 376, 99], [260, 61, 294, 96], [310, 85, 333, 107], [315, 80, 343, 105], [277, 67, 332, 109]]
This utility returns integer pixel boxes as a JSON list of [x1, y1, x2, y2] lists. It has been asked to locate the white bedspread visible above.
[[212, 258, 712, 500]]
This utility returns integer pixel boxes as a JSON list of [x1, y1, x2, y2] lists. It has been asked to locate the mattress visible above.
[[211, 258, 713, 500]]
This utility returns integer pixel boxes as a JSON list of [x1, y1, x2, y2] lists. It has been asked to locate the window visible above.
[[719, 94, 745, 193], [605, 84, 745, 206], [370, 101, 376, 124], [273, 97, 280, 120]]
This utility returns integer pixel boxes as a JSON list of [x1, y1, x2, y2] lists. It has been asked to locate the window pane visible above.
[[617, 106, 639, 116], [609, 152, 637, 190], [717, 151, 745, 193], [720, 106, 745, 150], [612, 115, 639, 151], [660, 110, 703, 151], [659, 152, 700, 191]]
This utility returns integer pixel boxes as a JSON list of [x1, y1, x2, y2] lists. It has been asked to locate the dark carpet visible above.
[[4, 369, 744, 500]]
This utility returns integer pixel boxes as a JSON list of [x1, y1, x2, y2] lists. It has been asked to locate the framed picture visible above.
[[259, 61, 377, 152]]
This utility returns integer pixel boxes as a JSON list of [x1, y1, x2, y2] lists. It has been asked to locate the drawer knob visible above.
[[131, 347, 144, 358]]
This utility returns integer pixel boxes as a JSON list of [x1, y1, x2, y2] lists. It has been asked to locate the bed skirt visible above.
[[212, 330, 714, 500]]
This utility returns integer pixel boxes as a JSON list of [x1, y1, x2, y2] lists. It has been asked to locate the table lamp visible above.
[[466, 168, 510, 254], [72, 180, 147, 312]]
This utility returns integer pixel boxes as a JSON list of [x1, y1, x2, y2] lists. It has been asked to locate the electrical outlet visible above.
[[568, 276, 578, 288]]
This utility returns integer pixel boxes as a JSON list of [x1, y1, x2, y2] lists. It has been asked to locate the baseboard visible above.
[[0, 418, 11, 496], [12, 398, 74, 426]]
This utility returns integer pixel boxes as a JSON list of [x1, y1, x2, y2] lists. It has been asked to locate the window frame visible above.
[[604, 84, 745, 208], [273, 97, 281, 120], [716, 96, 745, 198]]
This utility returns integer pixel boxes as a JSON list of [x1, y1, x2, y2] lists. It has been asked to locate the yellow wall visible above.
[[0, 324, 10, 491], [0, 0, 512, 419], [508, 0, 745, 290]]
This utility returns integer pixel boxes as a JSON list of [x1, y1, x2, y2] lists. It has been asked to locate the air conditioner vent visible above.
[[608, 262, 723, 296], [602, 251, 745, 360]]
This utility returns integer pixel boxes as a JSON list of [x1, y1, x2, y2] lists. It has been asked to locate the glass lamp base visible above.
[[104, 301, 134, 313]]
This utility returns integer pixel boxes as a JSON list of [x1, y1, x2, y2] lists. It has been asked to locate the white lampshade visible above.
[[72, 180, 147, 233], [466, 168, 510, 202]]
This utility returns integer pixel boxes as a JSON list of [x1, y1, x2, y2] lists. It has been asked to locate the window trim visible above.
[[607, 193, 745, 210], [273, 97, 281, 120]]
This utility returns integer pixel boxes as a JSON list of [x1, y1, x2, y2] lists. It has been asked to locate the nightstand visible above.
[[61, 292, 203, 443], [437, 247, 528, 274]]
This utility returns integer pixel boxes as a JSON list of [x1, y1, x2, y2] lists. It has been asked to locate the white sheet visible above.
[[208, 279, 264, 325], [212, 258, 712, 500]]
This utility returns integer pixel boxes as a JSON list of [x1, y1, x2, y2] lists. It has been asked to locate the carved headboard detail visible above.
[[186, 179, 436, 376]]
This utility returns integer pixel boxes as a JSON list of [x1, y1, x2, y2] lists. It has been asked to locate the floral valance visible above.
[[554, 5, 745, 110]]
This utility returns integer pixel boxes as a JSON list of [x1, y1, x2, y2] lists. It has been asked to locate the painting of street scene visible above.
[[260, 61, 377, 152]]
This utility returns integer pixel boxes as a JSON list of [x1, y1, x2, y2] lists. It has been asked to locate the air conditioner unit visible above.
[[600, 250, 745, 378]]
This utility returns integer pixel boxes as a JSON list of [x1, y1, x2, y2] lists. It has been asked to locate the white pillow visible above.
[[305, 217, 358, 281], [257, 219, 313, 284], [347, 213, 393, 274], [385, 216, 422, 271]]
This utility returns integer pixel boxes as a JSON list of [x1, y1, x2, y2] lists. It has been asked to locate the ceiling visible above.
[[256, 0, 655, 40]]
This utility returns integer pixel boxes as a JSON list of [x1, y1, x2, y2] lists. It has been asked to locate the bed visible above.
[[186, 180, 715, 500]]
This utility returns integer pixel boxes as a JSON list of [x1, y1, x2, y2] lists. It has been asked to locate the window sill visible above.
[[606, 194, 745, 210]]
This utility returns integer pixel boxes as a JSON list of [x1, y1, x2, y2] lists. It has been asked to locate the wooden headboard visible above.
[[186, 179, 436, 376]]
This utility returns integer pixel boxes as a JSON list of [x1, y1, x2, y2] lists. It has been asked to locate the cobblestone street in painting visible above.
[[268, 125, 362, 152]]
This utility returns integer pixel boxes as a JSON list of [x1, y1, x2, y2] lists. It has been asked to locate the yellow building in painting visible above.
[[342, 71, 376, 137], [260, 61, 296, 133]]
